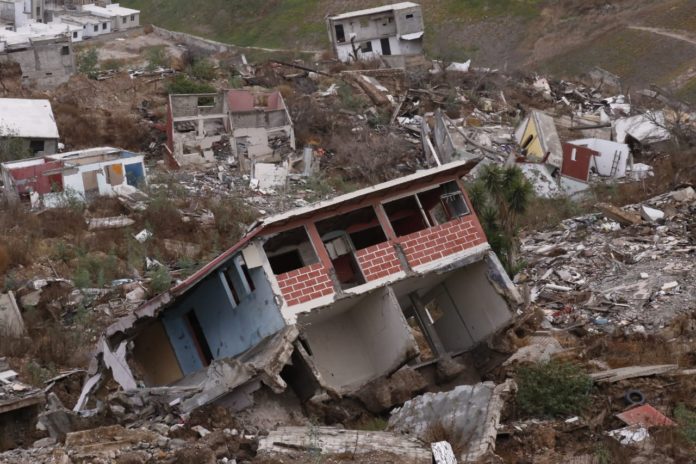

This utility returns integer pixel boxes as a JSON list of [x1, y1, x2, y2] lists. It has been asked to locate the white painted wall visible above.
[[334, 35, 420, 62], [299, 286, 415, 392], [570, 138, 631, 178], [43, 156, 145, 206]]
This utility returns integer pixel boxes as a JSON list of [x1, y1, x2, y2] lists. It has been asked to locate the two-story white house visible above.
[[326, 2, 424, 63]]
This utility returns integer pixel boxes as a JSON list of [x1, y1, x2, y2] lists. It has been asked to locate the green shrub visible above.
[[675, 404, 696, 444], [101, 58, 125, 71], [148, 266, 172, 294], [73, 252, 119, 288], [166, 75, 215, 95], [188, 58, 216, 81], [515, 360, 592, 417], [77, 47, 99, 78], [146, 46, 169, 70]]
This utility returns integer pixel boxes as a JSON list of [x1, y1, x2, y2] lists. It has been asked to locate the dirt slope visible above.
[[121, 0, 696, 99]]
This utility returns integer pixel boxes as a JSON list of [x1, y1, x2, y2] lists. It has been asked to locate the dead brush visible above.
[[325, 129, 414, 184], [422, 420, 466, 457]]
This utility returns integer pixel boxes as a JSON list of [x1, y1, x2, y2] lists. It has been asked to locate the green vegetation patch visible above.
[[515, 360, 593, 417]]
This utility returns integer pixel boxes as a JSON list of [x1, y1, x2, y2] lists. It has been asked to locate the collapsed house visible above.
[[514, 110, 563, 168], [80, 159, 520, 412], [326, 2, 424, 67], [1, 146, 146, 207], [165, 89, 295, 175], [0, 98, 59, 155]]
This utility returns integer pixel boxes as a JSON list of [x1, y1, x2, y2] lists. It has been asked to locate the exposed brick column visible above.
[[305, 222, 342, 293]]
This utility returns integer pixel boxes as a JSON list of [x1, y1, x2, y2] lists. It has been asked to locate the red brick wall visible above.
[[399, 216, 486, 268], [355, 242, 403, 282], [276, 263, 334, 306]]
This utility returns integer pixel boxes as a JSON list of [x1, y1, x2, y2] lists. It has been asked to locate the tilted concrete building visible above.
[[79, 159, 520, 412], [326, 2, 424, 65]]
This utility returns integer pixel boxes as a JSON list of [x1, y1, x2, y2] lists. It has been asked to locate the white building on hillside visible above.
[[82, 3, 139, 31], [326, 2, 424, 63]]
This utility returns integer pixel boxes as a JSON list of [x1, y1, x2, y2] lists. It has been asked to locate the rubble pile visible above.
[[519, 186, 696, 332]]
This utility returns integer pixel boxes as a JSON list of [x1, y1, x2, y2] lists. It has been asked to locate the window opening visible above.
[[361, 41, 373, 53], [186, 310, 212, 366], [383, 195, 429, 237], [264, 226, 318, 275]]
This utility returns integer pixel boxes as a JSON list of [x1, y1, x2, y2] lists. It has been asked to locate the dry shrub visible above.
[[32, 321, 91, 367], [87, 196, 129, 218], [325, 128, 415, 184], [38, 208, 86, 238], [285, 94, 336, 145], [422, 421, 466, 457], [2, 236, 33, 268], [0, 244, 8, 275]]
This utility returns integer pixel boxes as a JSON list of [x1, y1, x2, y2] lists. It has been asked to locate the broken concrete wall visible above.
[[0, 292, 25, 338], [298, 286, 418, 393], [433, 110, 455, 163], [423, 258, 514, 353], [0, 38, 75, 88], [388, 380, 515, 462]]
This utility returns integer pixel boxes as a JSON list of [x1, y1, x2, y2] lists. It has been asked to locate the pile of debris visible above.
[[519, 186, 696, 332]]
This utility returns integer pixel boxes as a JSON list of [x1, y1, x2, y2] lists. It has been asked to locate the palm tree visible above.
[[468, 164, 533, 275]]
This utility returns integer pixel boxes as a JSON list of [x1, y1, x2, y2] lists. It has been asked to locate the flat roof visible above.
[[57, 14, 104, 25], [328, 2, 420, 20], [1, 147, 141, 169], [83, 3, 140, 17], [0, 99, 59, 139]]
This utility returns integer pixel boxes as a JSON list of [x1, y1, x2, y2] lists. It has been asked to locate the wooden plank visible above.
[[590, 364, 678, 383]]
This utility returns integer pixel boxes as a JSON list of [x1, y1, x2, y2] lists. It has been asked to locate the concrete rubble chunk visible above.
[[608, 425, 649, 445], [388, 379, 516, 462], [640, 205, 665, 222], [65, 425, 160, 461], [589, 364, 678, 383], [503, 333, 563, 366], [87, 216, 136, 231], [353, 367, 428, 413], [595, 203, 642, 226], [257, 426, 432, 463], [432, 441, 458, 464], [0, 292, 26, 337], [671, 186, 695, 202]]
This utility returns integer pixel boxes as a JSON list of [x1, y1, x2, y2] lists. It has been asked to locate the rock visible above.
[[168, 438, 188, 449], [353, 367, 428, 413], [436, 356, 465, 382], [150, 423, 170, 436], [32, 437, 57, 448], [640, 205, 665, 222], [192, 425, 211, 438], [116, 450, 150, 464], [20, 290, 41, 308], [661, 281, 678, 292], [671, 187, 696, 202], [110, 404, 126, 416], [173, 445, 216, 464]]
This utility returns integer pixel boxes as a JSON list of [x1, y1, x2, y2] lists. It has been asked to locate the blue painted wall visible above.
[[160, 254, 285, 376]]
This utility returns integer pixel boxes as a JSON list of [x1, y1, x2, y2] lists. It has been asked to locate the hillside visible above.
[[122, 0, 696, 99]]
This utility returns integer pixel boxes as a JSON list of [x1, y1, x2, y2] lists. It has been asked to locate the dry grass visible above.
[[422, 421, 466, 457]]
